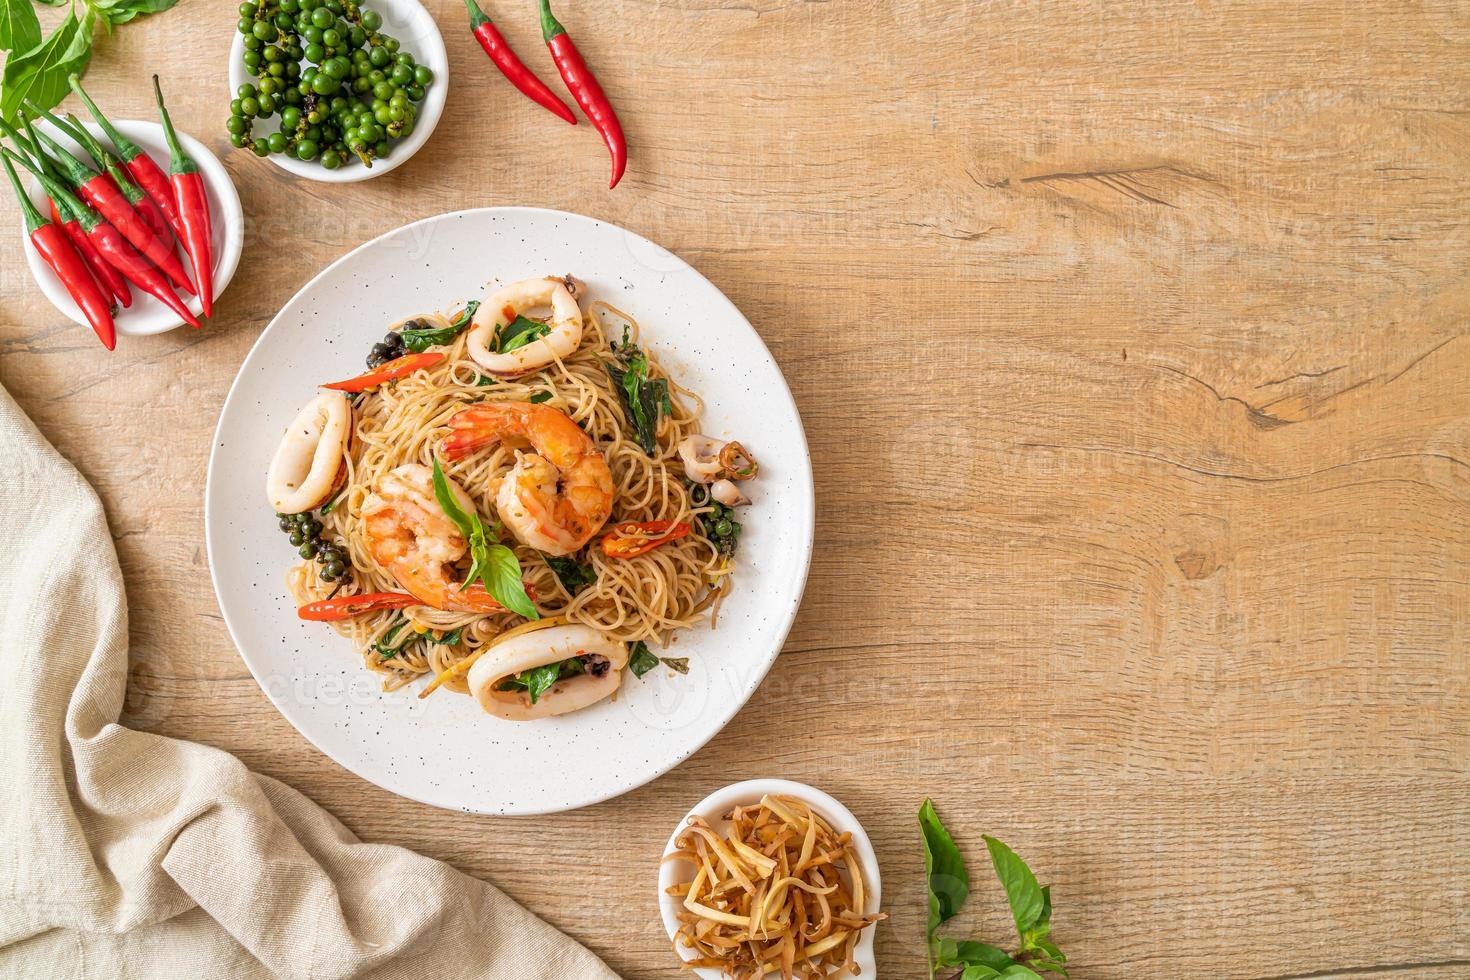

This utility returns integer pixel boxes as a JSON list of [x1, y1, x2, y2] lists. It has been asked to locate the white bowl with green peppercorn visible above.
[[227, 0, 447, 181]]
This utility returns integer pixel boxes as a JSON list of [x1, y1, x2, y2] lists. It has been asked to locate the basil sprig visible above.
[[0, 1, 175, 122], [398, 300, 479, 353], [921, 800, 1067, 979], [430, 457, 537, 619], [604, 328, 671, 455]]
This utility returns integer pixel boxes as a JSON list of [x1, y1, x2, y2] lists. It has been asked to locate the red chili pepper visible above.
[[600, 520, 691, 558], [10, 152, 202, 330], [539, 0, 627, 189], [463, 0, 577, 125], [297, 592, 424, 621], [29, 126, 195, 295], [35, 104, 179, 253], [48, 196, 131, 309], [70, 73, 185, 242], [4, 154, 115, 350], [323, 352, 445, 392], [154, 75, 215, 320]]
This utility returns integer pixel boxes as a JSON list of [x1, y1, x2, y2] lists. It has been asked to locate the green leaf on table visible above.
[[959, 968, 1001, 980], [920, 798, 970, 934], [91, 0, 177, 26], [984, 836, 1046, 937], [936, 940, 1015, 972], [0, 0, 42, 53], [0, 10, 94, 122]]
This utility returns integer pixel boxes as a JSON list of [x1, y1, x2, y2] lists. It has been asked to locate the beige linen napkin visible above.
[[0, 380, 619, 980]]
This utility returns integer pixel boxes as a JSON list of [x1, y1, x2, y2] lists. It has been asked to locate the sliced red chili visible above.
[[297, 592, 422, 621], [322, 352, 445, 392], [600, 520, 691, 558]]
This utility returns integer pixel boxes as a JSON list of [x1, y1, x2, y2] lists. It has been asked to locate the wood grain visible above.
[[2, 1, 1467, 976]]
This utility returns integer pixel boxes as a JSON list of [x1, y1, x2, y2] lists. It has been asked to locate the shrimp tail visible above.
[[442, 405, 515, 460]]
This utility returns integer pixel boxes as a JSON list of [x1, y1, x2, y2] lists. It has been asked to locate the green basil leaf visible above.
[[450, 299, 480, 330], [660, 656, 690, 674], [919, 799, 969, 934], [628, 641, 659, 678], [93, 0, 177, 25], [1, 10, 94, 123], [0, 0, 42, 53], [604, 344, 666, 455], [476, 374, 497, 386], [984, 836, 1046, 937], [374, 617, 415, 660], [996, 967, 1044, 979], [937, 941, 1015, 972], [436, 627, 463, 647], [399, 323, 462, 353], [319, 485, 346, 515], [528, 390, 552, 404], [522, 662, 561, 704], [959, 967, 1001, 980], [543, 554, 596, 595], [430, 457, 476, 540], [477, 543, 538, 619], [496, 315, 550, 353]]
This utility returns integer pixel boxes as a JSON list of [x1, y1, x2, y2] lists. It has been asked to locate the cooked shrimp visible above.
[[267, 392, 351, 513], [467, 624, 628, 720], [466, 275, 584, 377], [442, 402, 614, 556], [361, 463, 507, 612]]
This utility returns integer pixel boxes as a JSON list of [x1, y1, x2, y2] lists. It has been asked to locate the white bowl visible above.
[[658, 779, 882, 979], [19, 120, 244, 336], [226, 0, 447, 183]]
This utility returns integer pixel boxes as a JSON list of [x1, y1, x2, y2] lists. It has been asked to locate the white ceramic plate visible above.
[[19, 120, 243, 335], [227, 0, 447, 183], [658, 779, 882, 978], [205, 207, 814, 814]]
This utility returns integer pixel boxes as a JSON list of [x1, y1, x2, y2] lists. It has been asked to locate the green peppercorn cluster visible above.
[[229, 0, 435, 169], [701, 498, 742, 558], [278, 511, 350, 581]]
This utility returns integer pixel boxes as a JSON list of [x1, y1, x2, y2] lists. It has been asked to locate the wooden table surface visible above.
[[3, 1, 1467, 977]]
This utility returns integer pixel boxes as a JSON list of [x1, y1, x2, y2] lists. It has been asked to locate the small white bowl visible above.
[[658, 779, 882, 979], [19, 119, 244, 336], [226, 0, 448, 183]]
